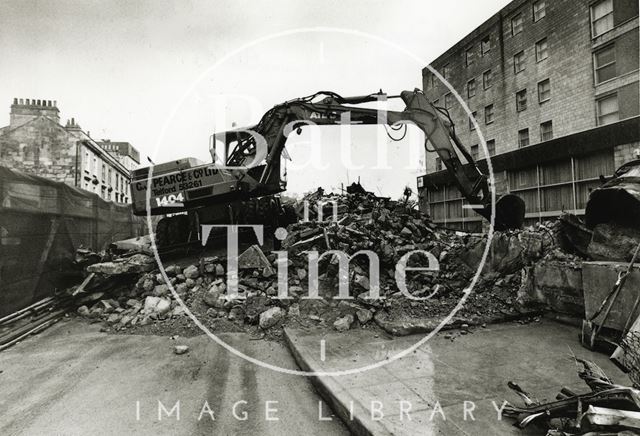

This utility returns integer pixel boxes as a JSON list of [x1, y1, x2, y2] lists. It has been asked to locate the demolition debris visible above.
[[504, 357, 640, 433], [57, 190, 563, 339]]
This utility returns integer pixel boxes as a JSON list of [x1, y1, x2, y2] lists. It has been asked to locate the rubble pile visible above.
[[64, 191, 571, 337]]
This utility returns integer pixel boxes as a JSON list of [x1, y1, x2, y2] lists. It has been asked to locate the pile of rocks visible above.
[[66, 191, 571, 336]]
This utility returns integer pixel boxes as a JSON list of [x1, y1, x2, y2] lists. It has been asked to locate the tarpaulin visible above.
[[0, 166, 147, 316]]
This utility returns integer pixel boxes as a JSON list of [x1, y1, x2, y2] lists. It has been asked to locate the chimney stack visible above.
[[10, 97, 61, 127]]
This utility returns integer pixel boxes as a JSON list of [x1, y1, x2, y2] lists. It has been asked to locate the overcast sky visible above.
[[0, 0, 511, 197]]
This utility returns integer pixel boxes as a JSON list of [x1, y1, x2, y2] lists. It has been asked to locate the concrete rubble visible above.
[[45, 184, 638, 347], [61, 190, 575, 338]]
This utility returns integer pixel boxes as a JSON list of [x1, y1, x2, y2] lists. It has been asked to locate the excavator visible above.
[[130, 89, 525, 248]]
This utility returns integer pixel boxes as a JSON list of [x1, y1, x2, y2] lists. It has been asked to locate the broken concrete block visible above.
[[288, 303, 300, 317], [87, 253, 155, 275], [107, 313, 122, 324], [99, 299, 117, 313], [126, 299, 142, 309], [156, 298, 171, 315], [203, 284, 222, 307], [588, 223, 640, 262], [165, 265, 181, 276], [238, 245, 272, 270], [401, 227, 413, 236], [215, 264, 225, 276], [533, 261, 584, 315], [583, 261, 640, 330], [245, 294, 270, 324], [174, 345, 189, 355], [144, 296, 160, 312], [183, 265, 199, 279], [259, 307, 285, 329], [153, 284, 169, 297], [356, 309, 373, 324], [228, 306, 244, 321], [354, 274, 370, 290], [334, 314, 354, 332], [77, 305, 90, 317], [142, 279, 155, 292], [171, 305, 186, 317]]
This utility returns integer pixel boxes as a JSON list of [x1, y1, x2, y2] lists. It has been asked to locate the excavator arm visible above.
[[214, 89, 524, 230]]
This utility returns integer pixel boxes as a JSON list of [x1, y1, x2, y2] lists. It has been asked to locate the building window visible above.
[[487, 139, 496, 156], [514, 50, 525, 74], [596, 93, 619, 125], [444, 93, 453, 109], [535, 38, 548, 61], [540, 121, 553, 141], [481, 35, 491, 55], [465, 48, 474, 67], [594, 45, 616, 84], [469, 111, 478, 130], [511, 14, 523, 36], [485, 104, 494, 124], [518, 128, 530, 147], [591, 0, 613, 37], [471, 144, 479, 161], [441, 64, 450, 80], [483, 70, 493, 89], [533, 0, 546, 22], [435, 157, 442, 171], [467, 79, 476, 98], [538, 79, 551, 103], [516, 89, 527, 111]]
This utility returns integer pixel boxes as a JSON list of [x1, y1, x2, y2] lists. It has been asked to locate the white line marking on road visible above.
[[320, 339, 326, 362]]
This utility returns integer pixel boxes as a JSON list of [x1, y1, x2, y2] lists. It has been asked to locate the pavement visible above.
[[284, 319, 633, 436], [0, 319, 347, 436], [1, 317, 633, 436]]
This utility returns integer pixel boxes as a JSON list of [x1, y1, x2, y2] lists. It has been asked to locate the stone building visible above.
[[419, 0, 639, 231], [0, 98, 138, 203]]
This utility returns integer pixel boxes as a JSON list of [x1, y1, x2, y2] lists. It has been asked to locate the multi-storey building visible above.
[[98, 140, 140, 174], [0, 98, 139, 203], [419, 0, 639, 231]]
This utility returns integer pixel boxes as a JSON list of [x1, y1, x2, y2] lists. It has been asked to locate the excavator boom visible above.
[[210, 89, 524, 229], [131, 89, 525, 239]]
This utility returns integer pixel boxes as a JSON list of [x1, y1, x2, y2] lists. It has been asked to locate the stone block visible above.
[[533, 261, 584, 315], [583, 261, 640, 331]]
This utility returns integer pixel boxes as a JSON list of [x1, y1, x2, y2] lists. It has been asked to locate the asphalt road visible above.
[[0, 319, 348, 436]]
